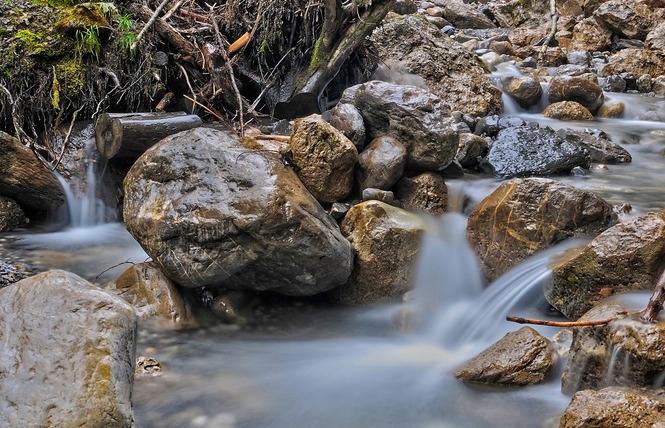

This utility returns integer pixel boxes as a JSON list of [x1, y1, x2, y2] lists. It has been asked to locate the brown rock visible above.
[[504, 76, 543, 108], [646, 22, 665, 50], [0, 270, 136, 428], [439, 0, 496, 29], [467, 178, 616, 282], [570, 17, 612, 52], [103, 262, 196, 324], [357, 135, 407, 191], [370, 13, 503, 117], [453, 327, 557, 386], [289, 114, 358, 203], [456, 133, 489, 169], [543, 101, 594, 121], [601, 48, 665, 79], [560, 387, 665, 428], [395, 172, 448, 214], [596, 101, 625, 118], [548, 76, 604, 113], [594, 0, 655, 40], [547, 212, 665, 319], [330, 201, 425, 305]]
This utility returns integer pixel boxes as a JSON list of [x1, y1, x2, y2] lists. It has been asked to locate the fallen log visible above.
[[95, 112, 203, 160], [0, 131, 65, 214]]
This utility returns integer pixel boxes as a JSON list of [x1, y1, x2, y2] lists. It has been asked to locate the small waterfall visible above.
[[604, 345, 628, 386]]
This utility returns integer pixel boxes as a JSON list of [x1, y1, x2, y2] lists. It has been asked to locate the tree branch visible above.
[[641, 269, 665, 323]]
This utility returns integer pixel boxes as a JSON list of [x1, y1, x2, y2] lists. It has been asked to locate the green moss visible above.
[[55, 57, 84, 95], [309, 36, 326, 71], [14, 29, 48, 55]]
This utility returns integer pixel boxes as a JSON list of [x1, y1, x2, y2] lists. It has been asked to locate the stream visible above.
[[1, 84, 664, 427]]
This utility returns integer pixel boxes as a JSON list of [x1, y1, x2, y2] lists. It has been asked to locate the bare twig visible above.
[[182, 94, 238, 136], [162, 0, 185, 20], [255, 135, 290, 142], [539, 0, 558, 59], [51, 105, 84, 171], [176, 63, 196, 114], [131, 0, 172, 53], [94, 259, 135, 284], [506, 313, 631, 328], [641, 269, 665, 323]]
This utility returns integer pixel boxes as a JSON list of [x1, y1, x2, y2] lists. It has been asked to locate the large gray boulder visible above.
[[594, 0, 656, 40], [481, 125, 591, 178], [0, 270, 137, 428], [339, 81, 459, 172], [453, 327, 558, 386], [548, 212, 665, 320], [560, 387, 665, 428], [467, 178, 616, 282], [369, 13, 502, 117], [562, 301, 665, 394], [329, 201, 425, 305], [124, 127, 354, 296]]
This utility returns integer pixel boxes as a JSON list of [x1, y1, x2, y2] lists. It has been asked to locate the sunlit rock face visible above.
[[560, 387, 665, 427], [329, 200, 424, 305], [339, 81, 460, 172], [369, 13, 503, 117], [0, 270, 136, 428], [601, 48, 665, 79], [562, 301, 665, 395], [453, 327, 558, 386], [503, 76, 543, 108], [395, 172, 448, 215], [548, 212, 665, 320], [124, 127, 353, 296], [547, 76, 604, 114], [466, 178, 616, 282], [543, 101, 594, 121]]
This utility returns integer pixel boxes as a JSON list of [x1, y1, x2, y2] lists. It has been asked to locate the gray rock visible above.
[[393, 0, 417, 15], [646, 22, 665, 50], [329, 201, 425, 305], [567, 50, 590, 66], [369, 13, 502, 117], [548, 212, 665, 320], [288, 114, 358, 203], [0, 270, 136, 428], [361, 188, 396, 204], [474, 115, 526, 138], [395, 172, 448, 214], [453, 327, 557, 386], [556, 129, 632, 164], [560, 387, 665, 428], [329, 103, 367, 150], [124, 127, 354, 296], [467, 178, 616, 281], [0, 196, 26, 231], [481, 126, 591, 178], [340, 81, 459, 171], [602, 75, 627, 92], [439, 0, 496, 29], [357, 135, 407, 191], [456, 133, 489, 168]]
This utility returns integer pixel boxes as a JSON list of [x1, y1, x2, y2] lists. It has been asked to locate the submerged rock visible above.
[[288, 114, 358, 203], [453, 327, 557, 386], [329, 201, 424, 305], [562, 301, 665, 394], [340, 81, 459, 172], [467, 178, 616, 282], [369, 13, 502, 117], [124, 127, 354, 296], [0, 270, 136, 428], [547, 212, 665, 320], [560, 387, 665, 428], [103, 262, 197, 325], [481, 125, 591, 178]]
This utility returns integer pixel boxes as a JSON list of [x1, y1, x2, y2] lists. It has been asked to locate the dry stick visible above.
[[255, 135, 291, 142], [641, 269, 665, 323], [176, 63, 197, 114], [210, 10, 244, 137], [51, 106, 84, 171], [182, 95, 238, 136], [94, 259, 136, 284], [162, 0, 185, 20], [539, 0, 558, 59], [131, 0, 172, 53], [506, 312, 630, 328]]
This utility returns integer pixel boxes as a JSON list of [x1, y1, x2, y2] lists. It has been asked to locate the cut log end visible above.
[[95, 113, 124, 160]]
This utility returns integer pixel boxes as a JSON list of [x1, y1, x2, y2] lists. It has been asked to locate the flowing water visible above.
[[1, 73, 665, 427]]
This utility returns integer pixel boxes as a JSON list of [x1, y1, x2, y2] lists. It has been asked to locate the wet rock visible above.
[[393, 0, 417, 15], [288, 114, 358, 203], [456, 134, 489, 169], [509, 26, 548, 47], [570, 17, 612, 52], [594, 0, 655, 40], [561, 301, 665, 394], [636, 74, 653, 93], [369, 13, 503, 117], [503, 76, 543, 108], [474, 115, 526, 138], [556, 129, 631, 164], [543, 101, 594, 121], [483, 0, 549, 28], [362, 188, 396, 205], [395, 172, 448, 214], [0, 270, 136, 428], [357, 135, 407, 191], [439, 0, 496, 29], [135, 356, 162, 377], [0, 130, 65, 214], [0, 260, 28, 288], [646, 22, 665, 50], [0, 196, 26, 231], [560, 387, 665, 428], [548, 212, 665, 319], [211, 289, 257, 324], [329, 201, 425, 305], [601, 48, 665, 79], [556, 65, 595, 78], [602, 75, 627, 92], [339, 81, 459, 171], [481, 126, 591, 178], [453, 327, 557, 386], [596, 100, 625, 118], [467, 178, 616, 281], [103, 262, 196, 324], [124, 127, 354, 296], [567, 50, 590, 66], [329, 103, 366, 150], [548, 76, 604, 114]]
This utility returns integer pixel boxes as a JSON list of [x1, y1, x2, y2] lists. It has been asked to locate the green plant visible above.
[[117, 14, 133, 32], [119, 32, 136, 53], [75, 24, 100, 59]]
